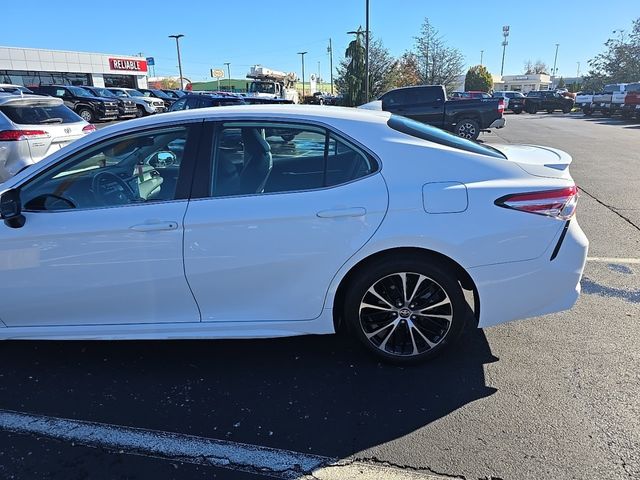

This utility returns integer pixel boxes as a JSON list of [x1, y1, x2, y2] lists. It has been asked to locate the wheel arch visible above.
[[330, 246, 479, 332]]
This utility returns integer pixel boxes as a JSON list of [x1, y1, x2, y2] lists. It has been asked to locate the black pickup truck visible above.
[[365, 85, 505, 140], [31, 85, 119, 122], [521, 90, 574, 114]]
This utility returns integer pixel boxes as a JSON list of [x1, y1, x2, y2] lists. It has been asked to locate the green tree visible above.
[[556, 77, 566, 89], [335, 31, 396, 105], [464, 65, 493, 92], [585, 18, 640, 85]]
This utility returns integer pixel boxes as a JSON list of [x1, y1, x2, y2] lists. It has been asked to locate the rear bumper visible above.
[[489, 118, 506, 129], [470, 219, 588, 328]]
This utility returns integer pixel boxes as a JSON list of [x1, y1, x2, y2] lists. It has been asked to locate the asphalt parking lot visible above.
[[1, 112, 639, 480]]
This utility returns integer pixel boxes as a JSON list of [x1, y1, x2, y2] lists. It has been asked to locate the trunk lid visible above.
[[24, 122, 87, 161], [492, 144, 573, 180]]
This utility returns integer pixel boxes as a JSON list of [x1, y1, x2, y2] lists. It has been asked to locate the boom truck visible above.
[[246, 65, 299, 104]]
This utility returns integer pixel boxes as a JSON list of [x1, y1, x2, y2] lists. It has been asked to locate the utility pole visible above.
[[298, 51, 307, 98], [168, 34, 185, 89], [500, 26, 509, 77], [552, 43, 559, 77], [480, 50, 484, 66], [327, 38, 334, 95], [577, 61, 581, 78], [224, 62, 231, 91], [364, 0, 370, 102]]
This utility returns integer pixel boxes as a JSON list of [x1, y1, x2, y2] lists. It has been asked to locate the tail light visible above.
[[497, 98, 505, 114], [0, 130, 50, 141], [495, 186, 578, 220], [82, 124, 97, 133]]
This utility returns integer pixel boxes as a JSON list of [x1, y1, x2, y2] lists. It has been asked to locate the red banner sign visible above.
[[109, 58, 148, 72]]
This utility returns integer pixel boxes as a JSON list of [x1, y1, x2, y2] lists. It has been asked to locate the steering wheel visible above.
[[91, 171, 134, 206]]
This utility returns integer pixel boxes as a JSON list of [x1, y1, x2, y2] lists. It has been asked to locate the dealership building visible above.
[[0, 46, 149, 89]]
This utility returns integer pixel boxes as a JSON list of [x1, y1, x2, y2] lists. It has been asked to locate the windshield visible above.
[[249, 82, 276, 94], [127, 90, 145, 97], [626, 83, 640, 93], [68, 86, 93, 98], [93, 88, 116, 98], [387, 115, 506, 159]]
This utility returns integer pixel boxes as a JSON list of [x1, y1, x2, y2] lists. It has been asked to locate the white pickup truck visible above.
[[591, 83, 628, 116], [575, 91, 595, 114]]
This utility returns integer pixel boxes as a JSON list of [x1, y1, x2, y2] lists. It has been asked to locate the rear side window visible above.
[[387, 115, 506, 160], [211, 122, 378, 197], [0, 103, 81, 125]]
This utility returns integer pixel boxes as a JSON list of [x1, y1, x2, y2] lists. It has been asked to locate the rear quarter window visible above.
[[387, 115, 506, 160]]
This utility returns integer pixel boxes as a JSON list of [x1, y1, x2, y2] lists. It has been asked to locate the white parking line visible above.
[[587, 257, 640, 264], [0, 409, 449, 480]]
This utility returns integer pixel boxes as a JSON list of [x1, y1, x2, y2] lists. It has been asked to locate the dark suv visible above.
[[168, 93, 245, 111], [524, 90, 574, 114], [31, 85, 119, 122], [82, 86, 138, 119]]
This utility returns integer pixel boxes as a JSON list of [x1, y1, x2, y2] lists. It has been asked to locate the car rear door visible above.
[[182, 120, 388, 322], [0, 122, 202, 327]]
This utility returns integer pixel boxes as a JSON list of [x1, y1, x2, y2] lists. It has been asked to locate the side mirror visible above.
[[0, 189, 26, 228]]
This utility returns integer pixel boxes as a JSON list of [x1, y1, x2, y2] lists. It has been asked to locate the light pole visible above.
[[365, 0, 370, 102], [168, 34, 184, 89], [552, 43, 559, 77], [480, 50, 484, 66], [327, 38, 334, 95], [297, 52, 307, 98], [577, 61, 581, 78], [224, 62, 231, 91], [500, 26, 509, 77]]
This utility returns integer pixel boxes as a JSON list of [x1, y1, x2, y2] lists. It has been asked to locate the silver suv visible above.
[[0, 93, 95, 182]]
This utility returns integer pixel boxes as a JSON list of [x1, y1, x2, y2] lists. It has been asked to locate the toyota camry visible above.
[[0, 105, 588, 363]]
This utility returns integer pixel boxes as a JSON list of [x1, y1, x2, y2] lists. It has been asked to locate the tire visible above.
[[77, 108, 95, 123], [562, 106, 572, 114], [453, 118, 480, 140], [343, 256, 468, 364], [583, 107, 592, 116], [546, 108, 554, 114], [135, 106, 146, 118], [621, 111, 632, 120], [512, 108, 522, 114], [527, 105, 538, 114]]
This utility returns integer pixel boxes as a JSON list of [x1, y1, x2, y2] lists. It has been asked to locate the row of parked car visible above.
[[575, 83, 640, 119], [0, 82, 190, 123]]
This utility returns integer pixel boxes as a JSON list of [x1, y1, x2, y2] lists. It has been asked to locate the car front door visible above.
[[0, 122, 202, 327], [183, 121, 388, 322]]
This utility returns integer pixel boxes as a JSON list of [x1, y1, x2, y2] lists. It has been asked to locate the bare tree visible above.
[[413, 18, 465, 93], [524, 59, 549, 75]]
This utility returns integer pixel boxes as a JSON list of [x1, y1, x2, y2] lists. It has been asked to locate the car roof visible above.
[[0, 94, 63, 106], [80, 105, 393, 140]]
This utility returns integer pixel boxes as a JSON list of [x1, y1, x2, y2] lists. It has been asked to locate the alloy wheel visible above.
[[359, 272, 453, 357], [457, 122, 476, 139]]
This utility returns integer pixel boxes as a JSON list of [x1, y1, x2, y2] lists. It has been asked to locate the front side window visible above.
[[20, 126, 190, 211], [211, 122, 376, 198]]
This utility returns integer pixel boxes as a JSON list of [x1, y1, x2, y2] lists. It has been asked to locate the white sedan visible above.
[[0, 105, 588, 363]]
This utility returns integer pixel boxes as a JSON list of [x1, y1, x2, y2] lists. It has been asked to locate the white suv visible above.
[[0, 93, 95, 182]]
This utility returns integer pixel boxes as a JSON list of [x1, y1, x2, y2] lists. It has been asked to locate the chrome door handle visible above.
[[129, 221, 179, 232], [317, 208, 366, 218]]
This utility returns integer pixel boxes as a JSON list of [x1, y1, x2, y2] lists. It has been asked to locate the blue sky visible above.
[[2, 1, 637, 82]]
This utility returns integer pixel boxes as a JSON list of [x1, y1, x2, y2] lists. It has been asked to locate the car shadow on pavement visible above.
[[0, 328, 497, 459]]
